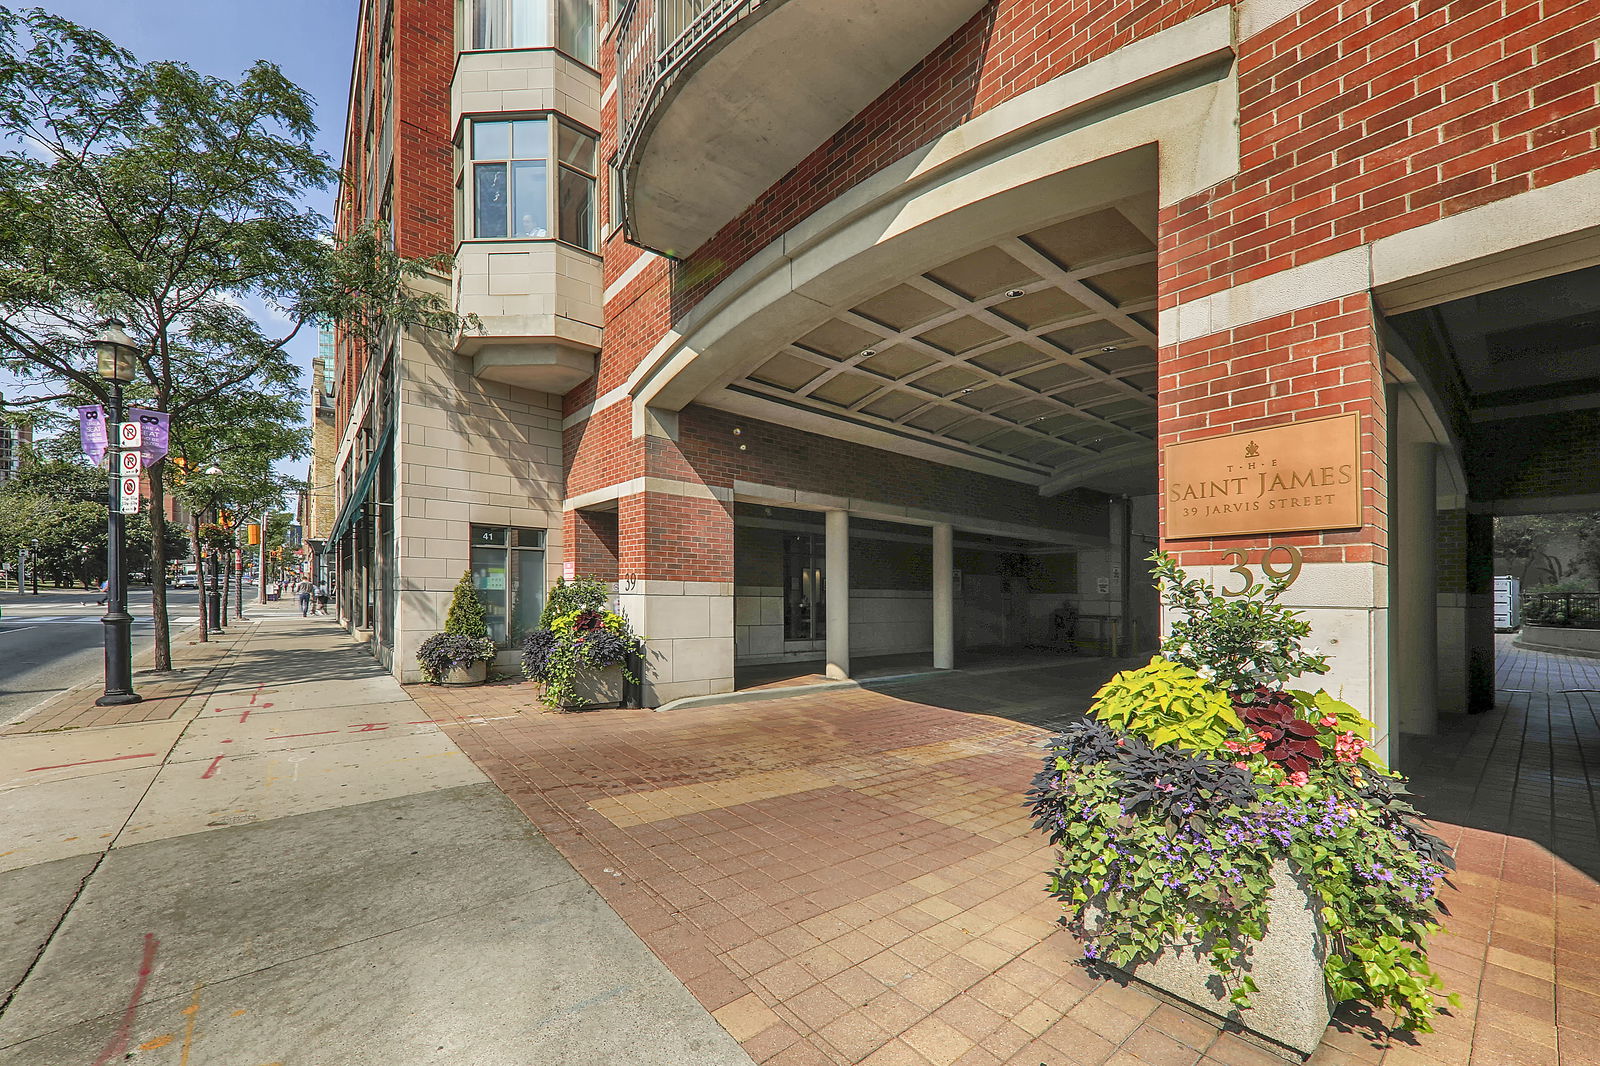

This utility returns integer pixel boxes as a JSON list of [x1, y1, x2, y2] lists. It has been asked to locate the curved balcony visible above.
[[616, 0, 987, 257]]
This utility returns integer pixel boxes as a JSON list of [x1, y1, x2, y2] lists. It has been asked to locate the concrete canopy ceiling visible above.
[[621, 0, 989, 256], [725, 203, 1160, 493], [1404, 263, 1600, 409]]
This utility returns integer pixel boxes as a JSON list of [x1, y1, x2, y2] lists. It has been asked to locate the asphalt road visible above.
[[0, 588, 206, 727]]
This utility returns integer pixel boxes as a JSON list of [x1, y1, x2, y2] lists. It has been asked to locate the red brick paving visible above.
[[410, 645, 1600, 1064]]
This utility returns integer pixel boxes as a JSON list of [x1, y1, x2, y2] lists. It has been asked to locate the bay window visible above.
[[466, 0, 595, 65], [468, 116, 597, 250]]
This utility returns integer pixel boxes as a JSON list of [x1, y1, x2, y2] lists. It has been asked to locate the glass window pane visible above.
[[512, 528, 546, 548], [557, 168, 594, 249], [472, 525, 508, 547], [558, 123, 596, 173], [470, 545, 510, 646], [474, 163, 509, 237], [510, 0, 551, 46], [471, 0, 505, 48], [473, 121, 509, 160], [510, 118, 548, 161], [510, 548, 545, 642], [557, 0, 596, 63], [511, 160, 549, 237]]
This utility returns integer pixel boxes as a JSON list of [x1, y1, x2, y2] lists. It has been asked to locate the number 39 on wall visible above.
[[1217, 545, 1304, 597]]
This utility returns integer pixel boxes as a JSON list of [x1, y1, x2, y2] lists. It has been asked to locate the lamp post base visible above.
[[100, 612, 141, 706]]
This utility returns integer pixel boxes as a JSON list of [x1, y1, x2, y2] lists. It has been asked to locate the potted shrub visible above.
[[520, 576, 643, 710], [416, 571, 496, 685], [1029, 552, 1454, 1056]]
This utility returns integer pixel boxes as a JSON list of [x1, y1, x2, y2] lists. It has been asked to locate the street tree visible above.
[[0, 456, 187, 586], [0, 9, 462, 669]]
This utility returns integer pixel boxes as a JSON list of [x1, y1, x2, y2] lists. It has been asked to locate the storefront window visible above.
[[469, 525, 547, 647]]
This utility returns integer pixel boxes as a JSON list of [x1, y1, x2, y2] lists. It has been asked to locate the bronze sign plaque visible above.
[[1164, 413, 1362, 539]]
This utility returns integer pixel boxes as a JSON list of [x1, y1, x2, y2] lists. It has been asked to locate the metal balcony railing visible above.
[[615, 0, 766, 183], [1525, 592, 1600, 629]]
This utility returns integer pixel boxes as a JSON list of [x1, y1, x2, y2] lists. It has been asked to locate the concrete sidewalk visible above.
[[0, 604, 753, 1065]]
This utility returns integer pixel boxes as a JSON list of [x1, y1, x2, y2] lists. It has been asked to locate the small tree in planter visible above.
[[520, 576, 643, 709], [416, 571, 496, 685], [1029, 552, 1454, 1052]]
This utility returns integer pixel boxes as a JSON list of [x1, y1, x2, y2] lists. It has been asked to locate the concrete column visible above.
[[1394, 442, 1439, 736], [825, 509, 849, 680], [1465, 511, 1496, 713], [932, 522, 954, 670]]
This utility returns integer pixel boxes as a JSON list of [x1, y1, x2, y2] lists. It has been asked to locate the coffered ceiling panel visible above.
[[726, 201, 1160, 484]]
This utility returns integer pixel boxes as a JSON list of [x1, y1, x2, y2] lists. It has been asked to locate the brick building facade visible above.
[[331, 0, 1600, 747]]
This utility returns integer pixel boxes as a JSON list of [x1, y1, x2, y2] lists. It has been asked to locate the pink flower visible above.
[[1287, 770, 1309, 787], [1319, 715, 1337, 727], [1233, 761, 1250, 770], [1335, 732, 1365, 764]]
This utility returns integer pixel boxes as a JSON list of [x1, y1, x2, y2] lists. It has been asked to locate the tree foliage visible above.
[[0, 8, 466, 665], [0, 456, 187, 585]]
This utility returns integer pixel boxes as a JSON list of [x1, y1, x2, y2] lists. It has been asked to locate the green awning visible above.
[[323, 420, 392, 549]]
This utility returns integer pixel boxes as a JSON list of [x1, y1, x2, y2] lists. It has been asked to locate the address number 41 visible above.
[[1217, 545, 1304, 597]]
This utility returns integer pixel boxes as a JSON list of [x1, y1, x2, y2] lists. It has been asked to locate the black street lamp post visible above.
[[202, 467, 225, 632], [92, 321, 141, 707]]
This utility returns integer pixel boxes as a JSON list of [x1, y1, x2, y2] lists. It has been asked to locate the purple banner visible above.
[[77, 405, 107, 466], [128, 408, 169, 465]]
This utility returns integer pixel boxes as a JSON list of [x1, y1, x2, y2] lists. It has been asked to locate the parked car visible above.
[[170, 575, 198, 589]]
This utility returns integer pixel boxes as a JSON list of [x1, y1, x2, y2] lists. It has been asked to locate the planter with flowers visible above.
[[1029, 552, 1454, 1057], [417, 571, 497, 685], [520, 576, 644, 710]]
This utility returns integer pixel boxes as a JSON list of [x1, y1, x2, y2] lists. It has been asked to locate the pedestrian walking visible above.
[[94, 578, 109, 605], [296, 577, 312, 617], [313, 581, 329, 615]]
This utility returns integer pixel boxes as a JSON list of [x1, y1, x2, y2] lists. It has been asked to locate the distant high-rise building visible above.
[[0, 399, 32, 485]]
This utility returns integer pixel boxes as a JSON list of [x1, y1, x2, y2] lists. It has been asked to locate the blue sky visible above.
[[13, 1, 361, 479]]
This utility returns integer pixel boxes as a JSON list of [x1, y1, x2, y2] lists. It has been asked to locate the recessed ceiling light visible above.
[[961, 388, 974, 394], [1101, 345, 1118, 352], [1005, 289, 1025, 299], [860, 349, 877, 358]]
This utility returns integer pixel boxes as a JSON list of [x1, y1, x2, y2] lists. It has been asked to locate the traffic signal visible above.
[[247, 524, 261, 545]]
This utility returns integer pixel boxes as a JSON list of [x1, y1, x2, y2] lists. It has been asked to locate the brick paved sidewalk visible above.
[[412, 646, 1600, 1066], [3, 618, 257, 735]]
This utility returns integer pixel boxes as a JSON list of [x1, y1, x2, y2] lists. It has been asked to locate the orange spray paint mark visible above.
[[178, 983, 202, 1066]]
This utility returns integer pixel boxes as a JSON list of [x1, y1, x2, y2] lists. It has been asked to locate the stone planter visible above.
[[1516, 624, 1600, 659], [440, 660, 488, 686], [560, 664, 624, 710], [1094, 859, 1333, 1058]]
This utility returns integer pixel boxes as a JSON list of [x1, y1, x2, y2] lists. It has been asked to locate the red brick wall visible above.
[[335, 0, 454, 433], [1156, 295, 1388, 565], [566, 508, 620, 580], [582, 0, 1600, 582], [1159, 0, 1600, 308], [619, 492, 735, 583]]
